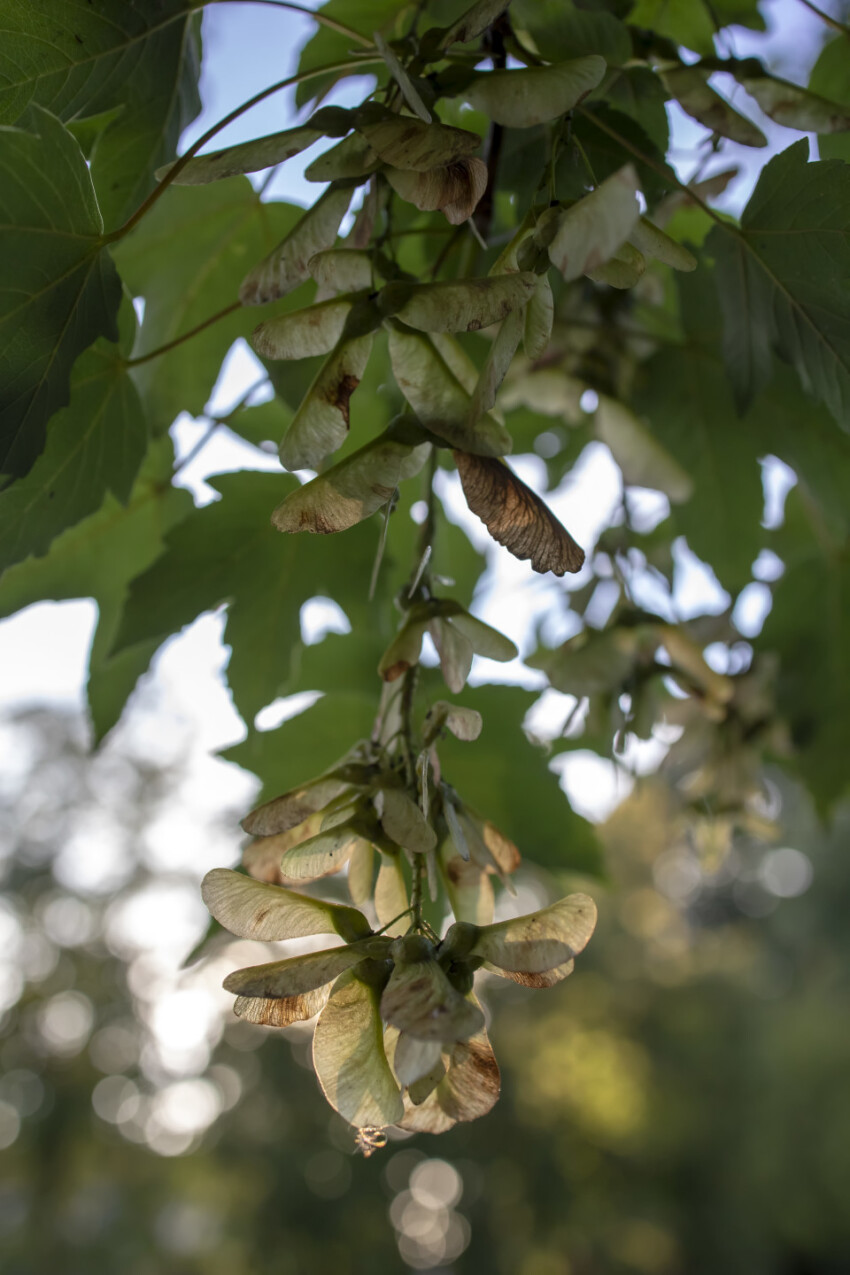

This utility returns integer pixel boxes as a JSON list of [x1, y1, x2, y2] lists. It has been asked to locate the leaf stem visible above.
[[796, 0, 850, 35], [124, 301, 241, 368], [104, 56, 384, 244], [202, 0, 376, 46]]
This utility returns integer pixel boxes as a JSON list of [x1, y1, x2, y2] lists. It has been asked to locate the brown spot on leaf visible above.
[[453, 450, 585, 575], [382, 660, 411, 683], [324, 371, 359, 426]]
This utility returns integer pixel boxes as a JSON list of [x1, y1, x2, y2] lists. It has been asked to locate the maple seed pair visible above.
[[203, 867, 597, 1133]]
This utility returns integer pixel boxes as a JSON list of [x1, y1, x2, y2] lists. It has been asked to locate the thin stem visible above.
[[409, 852, 425, 930], [374, 906, 414, 936], [796, 0, 850, 35], [105, 56, 384, 243], [204, 0, 376, 46], [124, 301, 241, 368]]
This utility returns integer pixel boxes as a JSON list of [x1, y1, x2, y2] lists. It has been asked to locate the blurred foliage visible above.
[[1, 707, 849, 1274]]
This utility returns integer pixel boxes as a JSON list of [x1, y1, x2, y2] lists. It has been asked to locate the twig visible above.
[[124, 301, 241, 368]]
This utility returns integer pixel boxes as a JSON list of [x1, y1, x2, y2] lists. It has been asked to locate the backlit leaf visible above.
[[388, 327, 512, 455], [464, 58, 606, 128], [201, 868, 372, 943], [710, 141, 850, 427], [0, 301, 147, 571], [454, 450, 585, 575], [546, 165, 641, 283], [313, 970, 403, 1129], [430, 616, 475, 694], [113, 181, 299, 429]]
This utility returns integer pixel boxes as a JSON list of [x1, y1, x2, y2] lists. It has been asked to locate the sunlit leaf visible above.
[[156, 124, 323, 185], [223, 944, 384, 999], [240, 185, 353, 305], [348, 840, 375, 906], [661, 66, 767, 148], [313, 970, 403, 1129], [242, 772, 357, 837], [201, 868, 372, 942], [242, 815, 324, 884], [233, 986, 330, 1027], [0, 107, 121, 478], [388, 327, 512, 455], [380, 273, 535, 334], [546, 165, 641, 283], [454, 450, 585, 575], [278, 819, 368, 880], [273, 424, 429, 533], [464, 57, 606, 128], [374, 855, 410, 936], [594, 395, 693, 502], [463, 892, 597, 973], [399, 1024, 500, 1132], [381, 948, 485, 1041], [279, 334, 375, 471], [392, 1033, 444, 1087], [439, 842, 495, 925], [384, 156, 488, 223]]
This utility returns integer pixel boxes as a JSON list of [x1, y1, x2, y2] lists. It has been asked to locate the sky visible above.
[[0, 0, 829, 821]]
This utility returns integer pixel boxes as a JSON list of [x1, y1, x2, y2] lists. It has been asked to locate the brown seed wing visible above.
[[454, 450, 585, 575]]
